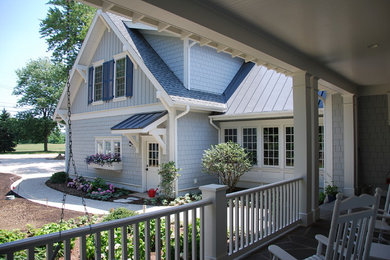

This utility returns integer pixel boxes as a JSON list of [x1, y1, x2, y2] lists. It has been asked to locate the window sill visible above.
[[91, 101, 104, 106], [88, 162, 122, 171], [113, 96, 127, 102]]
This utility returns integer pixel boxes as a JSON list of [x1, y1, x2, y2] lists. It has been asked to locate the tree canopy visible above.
[[39, 0, 96, 69], [13, 58, 65, 151], [0, 109, 16, 153]]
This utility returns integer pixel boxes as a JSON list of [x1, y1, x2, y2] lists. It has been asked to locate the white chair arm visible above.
[[315, 234, 329, 246], [268, 245, 298, 260]]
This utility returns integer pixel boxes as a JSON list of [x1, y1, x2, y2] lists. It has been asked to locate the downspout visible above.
[[209, 117, 221, 143], [174, 105, 190, 196]]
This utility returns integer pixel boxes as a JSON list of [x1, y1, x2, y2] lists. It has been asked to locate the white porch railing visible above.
[[226, 177, 302, 259], [0, 178, 302, 260]]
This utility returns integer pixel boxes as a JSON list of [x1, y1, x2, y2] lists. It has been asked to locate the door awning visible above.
[[111, 111, 168, 154], [111, 111, 167, 134]]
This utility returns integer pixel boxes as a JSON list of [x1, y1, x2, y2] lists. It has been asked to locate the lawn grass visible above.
[[9, 143, 65, 154]]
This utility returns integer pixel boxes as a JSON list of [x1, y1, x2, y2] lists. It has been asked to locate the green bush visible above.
[[50, 171, 68, 184], [319, 191, 325, 204], [91, 177, 109, 190], [103, 208, 138, 222], [158, 161, 180, 199], [325, 185, 338, 196], [202, 141, 251, 192]]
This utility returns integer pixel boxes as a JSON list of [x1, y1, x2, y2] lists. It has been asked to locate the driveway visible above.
[[0, 154, 162, 214]]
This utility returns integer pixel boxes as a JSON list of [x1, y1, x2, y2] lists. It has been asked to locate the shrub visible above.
[[325, 184, 338, 196], [50, 171, 68, 184], [103, 208, 138, 222], [202, 142, 251, 192], [158, 161, 180, 198], [91, 177, 109, 190]]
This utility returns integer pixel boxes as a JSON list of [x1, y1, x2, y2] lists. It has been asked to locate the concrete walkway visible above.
[[0, 154, 164, 214]]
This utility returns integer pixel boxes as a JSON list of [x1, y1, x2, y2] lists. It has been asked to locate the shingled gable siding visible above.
[[331, 94, 345, 189], [67, 115, 143, 191], [190, 44, 243, 94], [176, 112, 218, 193], [142, 33, 184, 83], [71, 30, 159, 114]]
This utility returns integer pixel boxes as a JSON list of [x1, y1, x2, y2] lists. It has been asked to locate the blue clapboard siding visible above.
[[68, 115, 143, 191], [142, 33, 184, 83], [71, 31, 159, 114], [190, 44, 243, 95], [176, 112, 218, 192]]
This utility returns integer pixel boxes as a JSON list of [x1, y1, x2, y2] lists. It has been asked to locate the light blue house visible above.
[[55, 11, 330, 194]]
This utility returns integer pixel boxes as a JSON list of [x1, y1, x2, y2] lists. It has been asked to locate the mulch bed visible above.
[[0, 172, 88, 231]]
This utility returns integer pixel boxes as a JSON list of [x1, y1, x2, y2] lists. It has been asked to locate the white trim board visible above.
[[70, 103, 165, 120]]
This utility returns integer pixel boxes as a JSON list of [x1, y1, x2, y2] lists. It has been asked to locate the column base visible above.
[[313, 207, 320, 222], [299, 211, 314, 226]]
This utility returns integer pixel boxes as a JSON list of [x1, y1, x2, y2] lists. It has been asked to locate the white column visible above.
[[200, 184, 228, 260], [343, 94, 356, 196], [310, 77, 320, 221], [293, 71, 313, 226], [324, 93, 333, 187]]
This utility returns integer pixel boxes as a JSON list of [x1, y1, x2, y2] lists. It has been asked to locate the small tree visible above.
[[158, 161, 180, 199], [202, 142, 251, 192], [0, 109, 16, 153]]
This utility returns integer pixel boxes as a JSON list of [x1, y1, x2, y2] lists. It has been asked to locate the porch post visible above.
[[293, 71, 314, 226], [342, 94, 356, 196], [311, 77, 320, 221], [200, 184, 228, 260]]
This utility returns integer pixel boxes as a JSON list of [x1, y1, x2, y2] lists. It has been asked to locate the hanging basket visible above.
[[89, 162, 123, 171]]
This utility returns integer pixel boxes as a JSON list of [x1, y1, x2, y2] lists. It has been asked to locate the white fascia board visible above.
[[101, 12, 174, 108], [71, 103, 165, 121], [210, 109, 324, 121], [54, 11, 102, 116]]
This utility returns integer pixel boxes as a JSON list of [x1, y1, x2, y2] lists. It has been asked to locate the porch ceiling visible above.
[[80, 0, 390, 95]]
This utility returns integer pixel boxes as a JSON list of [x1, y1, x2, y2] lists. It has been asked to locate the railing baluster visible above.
[[245, 194, 249, 246], [296, 181, 299, 221], [46, 242, 53, 260], [155, 218, 161, 260], [80, 235, 86, 260], [255, 191, 259, 242], [234, 197, 239, 252], [133, 223, 140, 260], [282, 185, 286, 227], [276, 186, 279, 231], [5, 252, 13, 260], [264, 189, 268, 237], [145, 220, 150, 260], [183, 210, 189, 260], [174, 213, 180, 260], [121, 226, 128, 260], [27, 247, 34, 260], [240, 195, 244, 249], [251, 193, 254, 244], [192, 209, 197, 260], [289, 182, 293, 224], [64, 239, 71, 260], [229, 199, 233, 254], [108, 228, 115, 260], [165, 216, 171, 260], [272, 187, 276, 233], [200, 206, 204, 260], [94, 232, 102, 260], [260, 190, 263, 239]]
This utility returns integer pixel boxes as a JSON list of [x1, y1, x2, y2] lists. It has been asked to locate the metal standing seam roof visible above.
[[111, 111, 168, 130]]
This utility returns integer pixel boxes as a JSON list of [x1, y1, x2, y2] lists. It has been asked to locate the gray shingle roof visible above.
[[111, 111, 167, 130]]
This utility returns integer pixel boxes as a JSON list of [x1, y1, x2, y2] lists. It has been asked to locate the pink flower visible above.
[[98, 188, 101, 191]]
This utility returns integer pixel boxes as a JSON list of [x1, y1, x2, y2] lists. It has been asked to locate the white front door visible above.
[[146, 142, 160, 190]]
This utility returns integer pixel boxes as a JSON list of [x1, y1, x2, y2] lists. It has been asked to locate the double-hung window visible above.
[[318, 126, 324, 169], [263, 127, 279, 166], [115, 58, 126, 98], [285, 126, 294, 167], [94, 65, 103, 101]]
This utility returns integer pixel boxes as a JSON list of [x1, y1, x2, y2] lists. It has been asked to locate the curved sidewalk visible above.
[[0, 154, 163, 214]]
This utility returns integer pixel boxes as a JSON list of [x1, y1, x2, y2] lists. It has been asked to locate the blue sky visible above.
[[0, 0, 51, 115]]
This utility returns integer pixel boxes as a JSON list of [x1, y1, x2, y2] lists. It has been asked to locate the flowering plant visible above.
[[85, 153, 121, 166]]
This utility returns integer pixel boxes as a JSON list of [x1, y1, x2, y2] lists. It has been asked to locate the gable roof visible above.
[[111, 111, 167, 130]]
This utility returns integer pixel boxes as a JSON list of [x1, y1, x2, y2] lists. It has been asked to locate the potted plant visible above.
[[85, 153, 122, 170], [324, 184, 338, 203]]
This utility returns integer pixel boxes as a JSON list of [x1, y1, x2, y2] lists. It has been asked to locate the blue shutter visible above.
[[103, 60, 114, 101], [126, 56, 134, 97], [88, 66, 94, 104]]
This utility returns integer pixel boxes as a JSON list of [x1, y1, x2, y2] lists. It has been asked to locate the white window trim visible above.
[[261, 126, 280, 168], [113, 54, 127, 99], [284, 125, 294, 169], [95, 136, 122, 157], [242, 126, 258, 166]]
